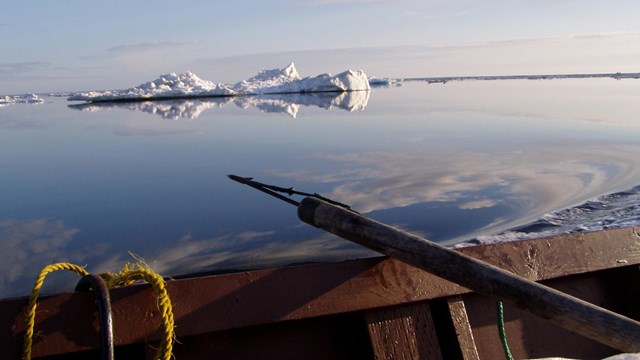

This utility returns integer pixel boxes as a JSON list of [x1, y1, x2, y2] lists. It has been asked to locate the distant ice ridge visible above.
[[68, 63, 370, 102], [0, 93, 44, 107], [455, 185, 640, 248], [368, 76, 403, 87]]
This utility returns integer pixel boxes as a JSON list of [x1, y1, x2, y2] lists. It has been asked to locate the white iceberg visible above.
[[0, 93, 45, 107], [68, 72, 234, 102], [233, 63, 370, 94], [68, 89, 370, 119], [67, 63, 370, 102]]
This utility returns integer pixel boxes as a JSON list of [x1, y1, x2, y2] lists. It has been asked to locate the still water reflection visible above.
[[1, 79, 639, 298], [68, 91, 370, 119]]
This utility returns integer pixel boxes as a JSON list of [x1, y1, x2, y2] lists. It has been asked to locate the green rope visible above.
[[497, 301, 514, 360]]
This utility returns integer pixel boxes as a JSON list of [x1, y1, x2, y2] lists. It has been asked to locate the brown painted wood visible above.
[[365, 302, 442, 360], [446, 296, 480, 360], [465, 266, 640, 359], [298, 197, 640, 351], [2, 226, 640, 358], [170, 313, 373, 360], [458, 226, 640, 281]]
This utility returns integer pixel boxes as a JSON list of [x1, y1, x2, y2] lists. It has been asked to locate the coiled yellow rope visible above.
[[22, 263, 89, 360], [22, 261, 174, 360], [101, 262, 175, 360]]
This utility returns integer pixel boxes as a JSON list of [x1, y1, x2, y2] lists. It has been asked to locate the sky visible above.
[[2, 0, 640, 94]]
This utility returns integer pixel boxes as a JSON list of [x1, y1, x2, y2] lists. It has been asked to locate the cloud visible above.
[[107, 41, 201, 54], [400, 9, 470, 19], [459, 199, 498, 210], [0, 219, 99, 298], [189, 30, 640, 83], [268, 144, 640, 242], [1, 220, 371, 298], [0, 61, 50, 75], [311, 0, 389, 3], [88, 230, 377, 281], [113, 126, 207, 137], [570, 31, 640, 40]]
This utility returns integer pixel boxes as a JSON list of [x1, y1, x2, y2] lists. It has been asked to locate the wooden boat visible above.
[[1, 197, 639, 359]]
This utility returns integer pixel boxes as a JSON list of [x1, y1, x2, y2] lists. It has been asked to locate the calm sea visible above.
[[1, 79, 639, 298]]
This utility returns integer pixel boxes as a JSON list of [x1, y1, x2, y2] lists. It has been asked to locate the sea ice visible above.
[[368, 76, 403, 87], [68, 63, 370, 102], [68, 72, 235, 102], [69, 89, 370, 119], [0, 93, 45, 106]]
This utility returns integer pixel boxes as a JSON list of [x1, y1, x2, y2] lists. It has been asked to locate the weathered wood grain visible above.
[[298, 197, 640, 352], [365, 301, 442, 360], [446, 296, 480, 360]]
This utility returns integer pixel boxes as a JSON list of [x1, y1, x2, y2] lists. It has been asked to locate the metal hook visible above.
[[75, 274, 114, 360], [227, 174, 356, 212]]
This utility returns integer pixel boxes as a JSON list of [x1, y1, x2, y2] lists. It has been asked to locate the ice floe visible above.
[[368, 76, 403, 87], [67, 72, 234, 102], [68, 63, 370, 102], [68, 90, 370, 119], [454, 185, 640, 248], [0, 93, 45, 107]]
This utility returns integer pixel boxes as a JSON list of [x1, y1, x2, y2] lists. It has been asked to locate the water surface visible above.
[[1, 79, 639, 298]]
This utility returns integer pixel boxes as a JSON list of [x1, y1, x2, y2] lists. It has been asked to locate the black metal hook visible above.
[[75, 274, 114, 360], [227, 174, 356, 212]]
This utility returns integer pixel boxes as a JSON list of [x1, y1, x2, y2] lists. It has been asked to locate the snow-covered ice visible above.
[[68, 63, 370, 102], [68, 72, 234, 102], [368, 76, 403, 87], [454, 185, 640, 248], [0, 93, 45, 107]]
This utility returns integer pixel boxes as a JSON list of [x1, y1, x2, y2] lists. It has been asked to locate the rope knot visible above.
[[23, 259, 175, 360]]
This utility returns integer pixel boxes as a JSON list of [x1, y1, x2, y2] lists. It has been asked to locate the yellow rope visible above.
[[23, 261, 175, 360], [101, 262, 175, 360], [22, 263, 89, 360]]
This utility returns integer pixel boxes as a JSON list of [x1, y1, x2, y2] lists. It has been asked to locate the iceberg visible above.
[[68, 90, 370, 119], [0, 93, 45, 107], [68, 72, 235, 102], [68, 63, 370, 103]]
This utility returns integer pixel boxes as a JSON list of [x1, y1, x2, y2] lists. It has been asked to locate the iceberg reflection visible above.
[[68, 91, 370, 119]]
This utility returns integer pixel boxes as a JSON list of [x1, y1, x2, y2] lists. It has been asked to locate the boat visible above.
[[1, 225, 638, 359], [2, 194, 639, 359]]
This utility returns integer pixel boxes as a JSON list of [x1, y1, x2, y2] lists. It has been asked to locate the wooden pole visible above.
[[298, 197, 640, 352]]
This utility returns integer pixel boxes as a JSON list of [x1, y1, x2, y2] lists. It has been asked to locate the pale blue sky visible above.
[[2, 0, 639, 94]]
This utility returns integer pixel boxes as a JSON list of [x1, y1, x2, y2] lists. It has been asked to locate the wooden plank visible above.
[[170, 313, 374, 360], [298, 198, 640, 351], [464, 267, 640, 359], [446, 296, 480, 360], [458, 227, 640, 281], [365, 302, 442, 360], [2, 227, 639, 358]]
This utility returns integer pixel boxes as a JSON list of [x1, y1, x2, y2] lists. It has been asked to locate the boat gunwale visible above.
[[2, 226, 639, 358]]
